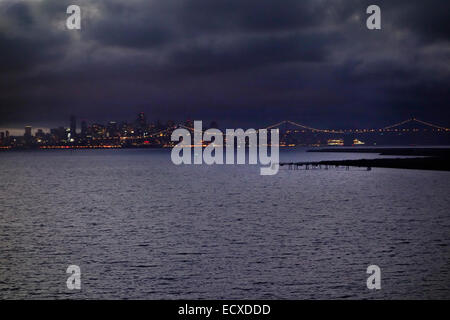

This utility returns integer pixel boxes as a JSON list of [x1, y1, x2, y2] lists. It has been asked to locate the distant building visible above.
[[137, 112, 147, 127], [36, 129, 45, 138], [107, 121, 118, 137], [66, 128, 72, 141], [118, 122, 130, 136], [24, 126, 32, 137], [50, 127, 66, 142], [91, 123, 105, 138], [167, 120, 175, 128], [70, 115, 77, 137], [135, 112, 148, 136], [81, 120, 88, 137], [35, 129, 45, 144], [24, 126, 33, 145]]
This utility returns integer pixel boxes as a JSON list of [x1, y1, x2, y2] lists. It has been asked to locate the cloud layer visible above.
[[0, 0, 449, 130]]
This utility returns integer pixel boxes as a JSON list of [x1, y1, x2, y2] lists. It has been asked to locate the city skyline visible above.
[[1, 112, 448, 149], [2, 113, 450, 137]]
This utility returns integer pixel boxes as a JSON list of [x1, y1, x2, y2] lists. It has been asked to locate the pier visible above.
[[279, 161, 371, 171], [279, 151, 450, 172]]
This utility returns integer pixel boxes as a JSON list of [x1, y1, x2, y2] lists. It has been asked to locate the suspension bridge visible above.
[[178, 117, 449, 134], [263, 117, 449, 133]]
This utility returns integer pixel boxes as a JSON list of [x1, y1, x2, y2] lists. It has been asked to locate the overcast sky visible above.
[[0, 0, 449, 133]]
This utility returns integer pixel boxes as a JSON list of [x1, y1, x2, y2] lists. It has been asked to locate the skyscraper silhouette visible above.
[[70, 115, 77, 137], [81, 120, 87, 137]]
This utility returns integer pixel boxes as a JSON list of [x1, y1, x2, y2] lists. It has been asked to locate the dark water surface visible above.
[[0, 149, 449, 299]]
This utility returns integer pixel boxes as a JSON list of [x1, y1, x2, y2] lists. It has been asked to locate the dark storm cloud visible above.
[[0, 0, 449, 131], [0, 1, 68, 74], [85, 0, 322, 49], [393, 0, 450, 42], [166, 32, 336, 74]]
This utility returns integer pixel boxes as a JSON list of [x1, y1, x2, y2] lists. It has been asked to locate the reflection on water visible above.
[[0, 148, 449, 299]]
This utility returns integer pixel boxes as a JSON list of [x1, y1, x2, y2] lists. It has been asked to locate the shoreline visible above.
[[308, 147, 450, 156], [304, 147, 450, 171]]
